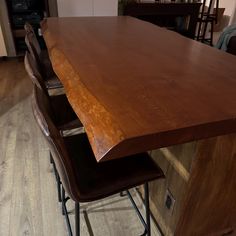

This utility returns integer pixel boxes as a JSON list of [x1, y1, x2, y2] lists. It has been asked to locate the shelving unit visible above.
[[6, 0, 49, 56], [124, 2, 201, 39]]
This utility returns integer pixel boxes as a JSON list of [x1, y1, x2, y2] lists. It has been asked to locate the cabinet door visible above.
[[0, 24, 7, 56], [57, 0, 93, 17]]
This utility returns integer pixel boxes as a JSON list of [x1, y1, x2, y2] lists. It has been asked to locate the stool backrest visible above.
[[25, 32, 49, 80], [200, 0, 219, 22], [24, 22, 34, 34], [24, 51, 48, 96], [25, 29, 41, 57], [32, 85, 78, 201]]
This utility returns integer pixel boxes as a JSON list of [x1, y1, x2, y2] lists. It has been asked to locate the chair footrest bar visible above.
[[62, 187, 73, 236], [126, 190, 148, 232], [62, 199, 73, 236]]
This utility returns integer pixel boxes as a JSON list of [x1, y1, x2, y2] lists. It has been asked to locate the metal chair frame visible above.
[[61, 183, 152, 236], [196, 0, 219, 46], [50, 155, 153, 236]]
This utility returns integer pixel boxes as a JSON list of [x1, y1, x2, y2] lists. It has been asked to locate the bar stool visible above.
[[196, 0, 219, 46], [25, 50, 84, 202], [24, 22, 34, 34], [32, 84, 165, 236], [24, 51, 83, 134], [24, 23, 62, 89]]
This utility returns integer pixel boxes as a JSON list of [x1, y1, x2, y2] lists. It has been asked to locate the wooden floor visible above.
[[0, 59, 161, 236]]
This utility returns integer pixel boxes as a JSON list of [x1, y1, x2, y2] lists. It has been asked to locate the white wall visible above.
[[231, 6, 236, 24], [218, 0, 236, 24], [93, 0, 118, 16], [0, 24, 7, 56], [228, 1, 236, 24], [219, 0, 235, 16], [205, 0, 236, 25], [57, 0, 118, 17]]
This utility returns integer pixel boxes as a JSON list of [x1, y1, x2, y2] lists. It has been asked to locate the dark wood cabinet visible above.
[[5, 0, 49, 55], [124, 2, 201, 39]]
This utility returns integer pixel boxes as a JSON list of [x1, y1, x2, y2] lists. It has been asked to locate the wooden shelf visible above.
[[13, 29, 25, 38]]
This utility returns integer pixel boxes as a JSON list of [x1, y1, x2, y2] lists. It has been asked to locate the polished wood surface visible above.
[[175, 133, 236, 235], [145, 142, 195, 235], [42, 16, 236, 162]]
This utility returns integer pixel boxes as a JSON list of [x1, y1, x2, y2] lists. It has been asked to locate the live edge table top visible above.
[[42, 16, 236, 162]]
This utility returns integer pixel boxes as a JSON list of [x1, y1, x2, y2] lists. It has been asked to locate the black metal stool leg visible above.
[[75, 202, 80, 236], [61, 186, 73, 236], [62, 187, 66, 215], [50, 152, 53, 164], [50, 152, 62, 202], [144, 183, 151, 236], [201, 21, 208, 44], [126, 185, 152, 236], [210, 21, 214, 46], [60, 184, 151, 236], [55, 170, 62, 202]]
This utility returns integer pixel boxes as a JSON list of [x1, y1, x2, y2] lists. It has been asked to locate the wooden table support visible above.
[[142, 134, 236, 235]]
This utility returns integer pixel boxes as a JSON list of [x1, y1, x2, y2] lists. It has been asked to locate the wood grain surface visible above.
[[42, 16, 236, 162], [140, 134, 236, 235], [175, 134, 236, 235], [144, 142, 196, 235]]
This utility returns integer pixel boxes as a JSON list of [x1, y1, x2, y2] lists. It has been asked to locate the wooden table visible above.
[[42, 17, 236, 235], [124, 2, 202, 38], [42, 16, 236, 162]]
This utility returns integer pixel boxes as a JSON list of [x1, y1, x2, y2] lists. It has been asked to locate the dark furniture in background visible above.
[[124, 2, 202, 39], [196, 0, 219, 46], [6, 0, 49, 55], [24, 22, 63, 89], [227, 36, 236, 55]]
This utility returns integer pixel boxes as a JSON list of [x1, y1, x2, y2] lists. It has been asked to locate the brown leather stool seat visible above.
[[64, 133, 162, 202]]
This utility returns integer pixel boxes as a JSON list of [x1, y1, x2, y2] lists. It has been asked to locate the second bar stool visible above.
[[24, 22, 63, 89], [32, 84, 165, 236]]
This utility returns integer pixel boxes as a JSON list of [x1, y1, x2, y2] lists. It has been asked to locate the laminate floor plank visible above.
[[39, 150, 67, 236], [9, 97, 43, 236], [0, 59, 161, 236], [0, 60, 23, 236]]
